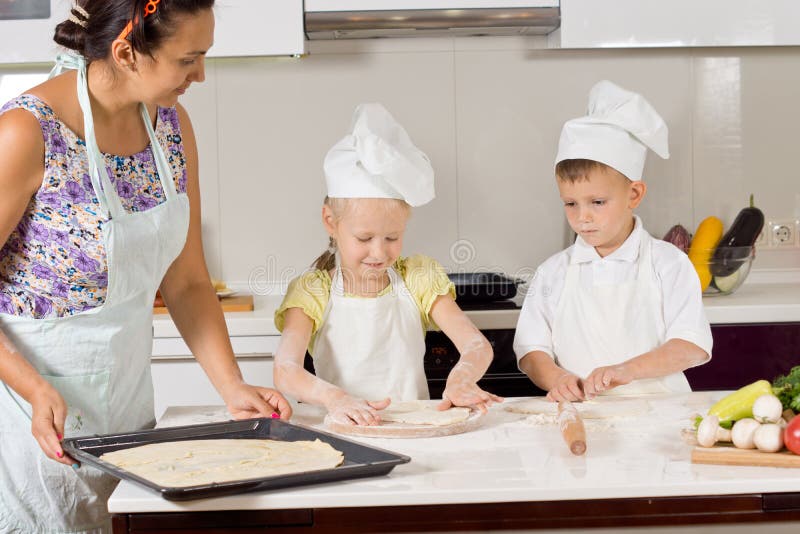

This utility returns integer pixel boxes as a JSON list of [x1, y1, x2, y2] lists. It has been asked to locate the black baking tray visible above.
[[448, 272, 523, 303], [62, 418, 410, 501]]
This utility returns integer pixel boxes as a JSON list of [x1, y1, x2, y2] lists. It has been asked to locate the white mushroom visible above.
[[752, 394, 783, 424], [731, 418, 760, 449], [697, 415, 732, 447], [753, 423, 784, 453]]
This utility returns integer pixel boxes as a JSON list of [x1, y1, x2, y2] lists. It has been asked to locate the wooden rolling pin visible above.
[[558, 401, 587, 455]]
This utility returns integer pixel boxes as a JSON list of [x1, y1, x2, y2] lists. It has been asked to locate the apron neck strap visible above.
[[49, 53, 178, 219]]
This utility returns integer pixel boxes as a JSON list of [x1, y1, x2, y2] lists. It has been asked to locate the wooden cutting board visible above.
[[153, 294, 254, 315], [691, 446, 800, 468]]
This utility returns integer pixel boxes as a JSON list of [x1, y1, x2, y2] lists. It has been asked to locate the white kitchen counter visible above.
[[108, 392, 800, 514], [152, 282, 800, 340]]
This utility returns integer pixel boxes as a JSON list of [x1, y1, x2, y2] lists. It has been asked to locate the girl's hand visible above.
[[582, 364, 633, 398], [29, 384, 75, 466], [222, 382, 293, 420], [439, 380, 503, 414], [546, 372, 585, 402], [326, 394, 390, 426]]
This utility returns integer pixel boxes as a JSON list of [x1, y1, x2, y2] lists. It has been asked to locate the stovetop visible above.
[[457, 299, 521, 311]]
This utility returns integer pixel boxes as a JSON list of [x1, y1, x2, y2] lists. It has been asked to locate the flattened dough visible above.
[[379, 400, 470, 426], [99, 439, 344, 488], [504, 397, 649, 419]]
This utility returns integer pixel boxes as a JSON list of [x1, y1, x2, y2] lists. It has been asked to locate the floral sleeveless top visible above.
[[0, 94, 188, 319]]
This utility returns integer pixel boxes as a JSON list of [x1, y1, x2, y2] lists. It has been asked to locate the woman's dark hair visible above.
[[54, 0, 215, 62]]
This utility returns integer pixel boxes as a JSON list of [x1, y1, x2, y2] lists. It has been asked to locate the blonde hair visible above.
[[312, 196, 411, 271]]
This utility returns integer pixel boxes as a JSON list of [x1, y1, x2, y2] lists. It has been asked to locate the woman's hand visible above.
[[221, 382, 293, 420], [582, 364, 633, 398], [546, 372, 585, 402], [325, 393, 390, 426], [29, 384, 75, 466], [439, 379, 503, 414]]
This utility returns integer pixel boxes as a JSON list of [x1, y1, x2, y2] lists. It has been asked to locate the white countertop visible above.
[[108, 393, 800, 514], [153, 282, 800, 339]]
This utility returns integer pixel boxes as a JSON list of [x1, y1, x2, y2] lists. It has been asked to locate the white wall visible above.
[[3, 38, 800, 287]]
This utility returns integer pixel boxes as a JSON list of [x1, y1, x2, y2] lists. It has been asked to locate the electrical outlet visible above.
[[768, 219, 797, 248]]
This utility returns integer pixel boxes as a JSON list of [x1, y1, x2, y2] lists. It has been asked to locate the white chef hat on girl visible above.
[[555, 80, 669, 181], [323, 103, 435, 207]]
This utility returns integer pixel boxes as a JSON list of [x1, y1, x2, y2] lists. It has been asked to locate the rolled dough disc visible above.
[[325, 400, 481, 438], [504, 396, 650, 419], [99, 438, 344, 488]]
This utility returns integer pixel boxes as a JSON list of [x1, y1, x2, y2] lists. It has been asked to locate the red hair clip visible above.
[[117, 0, 161, 41]]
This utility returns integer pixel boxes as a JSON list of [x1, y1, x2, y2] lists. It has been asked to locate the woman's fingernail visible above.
[[56, 451, 63, 458], [57, 434, 62, 441], [271, 412, 279, 419]]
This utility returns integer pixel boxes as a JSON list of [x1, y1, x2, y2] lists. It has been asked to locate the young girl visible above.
[[274, 103, 502, 426]]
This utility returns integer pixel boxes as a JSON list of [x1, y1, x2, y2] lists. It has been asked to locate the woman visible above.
[[0, 1, 290, 532]]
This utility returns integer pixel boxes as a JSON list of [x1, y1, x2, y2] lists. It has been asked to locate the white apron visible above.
[[0, 54, 189, 533], [312, 266, 429, 401], [551, 231, 690, 395]]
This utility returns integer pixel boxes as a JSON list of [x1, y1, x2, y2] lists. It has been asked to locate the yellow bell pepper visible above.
[[707, 379, 774, 428]]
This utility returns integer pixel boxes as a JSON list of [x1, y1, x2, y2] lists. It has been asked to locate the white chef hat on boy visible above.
[[555, 80, 669, 181], [323, 103, 435, 207]]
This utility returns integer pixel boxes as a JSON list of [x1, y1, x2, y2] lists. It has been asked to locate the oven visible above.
[[424, 300, 545, 399]]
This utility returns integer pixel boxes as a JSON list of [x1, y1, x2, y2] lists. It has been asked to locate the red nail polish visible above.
[[271, 412, 280, 419], [56, 451, 62, 458], [57, 434, 62, 441]]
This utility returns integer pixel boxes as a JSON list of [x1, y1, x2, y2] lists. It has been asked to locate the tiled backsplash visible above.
[[3, 38, 799, 285]]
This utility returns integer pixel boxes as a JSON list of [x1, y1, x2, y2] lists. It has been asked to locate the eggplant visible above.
[[710, 194, 764, 277]]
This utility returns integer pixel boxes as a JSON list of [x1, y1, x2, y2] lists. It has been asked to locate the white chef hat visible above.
[[323, 103, 435, 207], [555, 80, 669, 181]]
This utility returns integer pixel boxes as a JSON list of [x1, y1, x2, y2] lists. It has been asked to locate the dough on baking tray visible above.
[[99, 439, 344, 488], [379, 401, 470, 426], [504, 397, 649, 419]]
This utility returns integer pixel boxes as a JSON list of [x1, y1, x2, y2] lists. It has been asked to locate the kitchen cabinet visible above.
[[685, 322, 800, 391], [151, 335, 278, 418], [559, 0, 800, 48], [209, 0, 304, 58]]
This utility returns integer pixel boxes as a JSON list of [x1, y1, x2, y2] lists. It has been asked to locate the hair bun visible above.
[[54, 18, 88, 56]]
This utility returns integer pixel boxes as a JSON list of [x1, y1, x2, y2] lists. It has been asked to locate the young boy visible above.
[[514, 80, 713, 401]]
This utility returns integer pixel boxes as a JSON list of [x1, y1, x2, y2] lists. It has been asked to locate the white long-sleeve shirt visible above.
[[513, 216, 713, 363]]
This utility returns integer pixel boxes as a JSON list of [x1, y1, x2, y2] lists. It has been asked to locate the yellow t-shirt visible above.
[[274, 255, 455, 354]]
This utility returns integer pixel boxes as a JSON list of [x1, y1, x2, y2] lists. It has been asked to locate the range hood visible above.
[[304, 1, 560, 40]]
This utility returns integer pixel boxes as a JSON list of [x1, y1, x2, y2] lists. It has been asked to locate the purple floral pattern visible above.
[[0, 95, 187, 319]]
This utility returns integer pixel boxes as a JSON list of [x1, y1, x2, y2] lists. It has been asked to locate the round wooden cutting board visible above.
[[325, 410, 484, 439]]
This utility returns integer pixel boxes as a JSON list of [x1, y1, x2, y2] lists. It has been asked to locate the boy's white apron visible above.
[[0, 54, 189, 533], [312, 266, 429, 401], [552, 231, 690, 395]]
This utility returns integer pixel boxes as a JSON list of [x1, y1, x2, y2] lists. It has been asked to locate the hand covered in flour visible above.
[[221, 382, 293, 420], [29, 382, 75, 466], [440, 362, 504, 413], [582, 364, 633, 398], [325, 392, 390, 426], [546, 372, 585, 402]]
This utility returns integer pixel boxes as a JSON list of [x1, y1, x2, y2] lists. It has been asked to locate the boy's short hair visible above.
[[555, 159, 632, 183]]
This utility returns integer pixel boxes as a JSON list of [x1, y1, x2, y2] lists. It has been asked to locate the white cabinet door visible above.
[[0, 0, 68, 65], [210, 0, 305, 58], [559, 0, 800, 48], [151, 355, 274, 420]]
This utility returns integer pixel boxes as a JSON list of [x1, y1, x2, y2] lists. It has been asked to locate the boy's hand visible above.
[[439, 380, 503, 414], [582, 364, 634, 398], [546, 372, 585, 402]]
